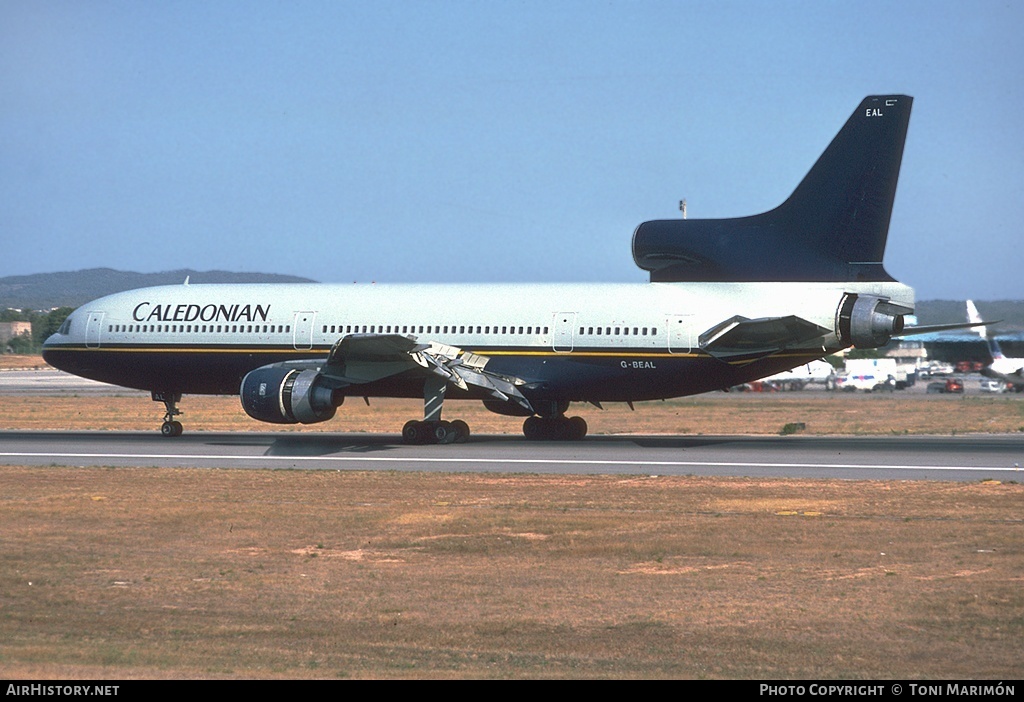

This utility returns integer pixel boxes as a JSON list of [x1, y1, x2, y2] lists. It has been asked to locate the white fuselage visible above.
[[43, 279, 914, 403]]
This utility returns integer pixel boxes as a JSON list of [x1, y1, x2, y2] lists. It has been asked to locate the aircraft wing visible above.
[[277, 334, 534, 412], [699, 315, 831, 362]]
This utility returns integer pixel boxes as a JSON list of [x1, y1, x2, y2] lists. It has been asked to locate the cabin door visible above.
[[552, 312, 577, 353], [293, 311, 316, 350], [666, 315, 693, 354], [86, 312, 105, 349]]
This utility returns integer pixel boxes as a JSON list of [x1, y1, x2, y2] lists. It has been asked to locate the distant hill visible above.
[[0, 268, 317, 310]]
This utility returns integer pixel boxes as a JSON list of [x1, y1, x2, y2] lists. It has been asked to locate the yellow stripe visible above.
[[51, 346, 304, 355], [48, 344, 830, 364]]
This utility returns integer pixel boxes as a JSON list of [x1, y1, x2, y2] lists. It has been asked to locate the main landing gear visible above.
[[402, 377, 471, 445], [522, 414, 588, 441], [153, 391, 183, 437], [402, 419, 470, 445]]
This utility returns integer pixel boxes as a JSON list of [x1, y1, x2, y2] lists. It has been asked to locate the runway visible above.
[[0, 369, 145, 396], [1, 430, 1021, 481]]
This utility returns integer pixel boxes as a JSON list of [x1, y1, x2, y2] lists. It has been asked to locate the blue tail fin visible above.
[[634, 95, 913, 282]]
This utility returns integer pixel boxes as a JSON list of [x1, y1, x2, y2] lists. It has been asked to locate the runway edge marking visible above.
[[0, 452, 1021, 472]]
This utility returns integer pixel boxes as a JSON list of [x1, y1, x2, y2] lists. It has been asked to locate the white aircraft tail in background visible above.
[[967, 300, 1024, 388]]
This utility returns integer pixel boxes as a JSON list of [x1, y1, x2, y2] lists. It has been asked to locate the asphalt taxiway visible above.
[[0, 369, 145, 396], [1, 430, 1021, 481]]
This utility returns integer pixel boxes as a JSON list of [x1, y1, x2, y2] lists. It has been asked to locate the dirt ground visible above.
[[2, 356, 1023, 679], [3, 391, 1024, 437], [0, 355, 49, 370], [1, 467, 1022, 680]]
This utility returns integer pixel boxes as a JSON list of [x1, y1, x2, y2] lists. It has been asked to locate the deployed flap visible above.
[[699, 315, 830, 362], [312, 334, 534, 413]]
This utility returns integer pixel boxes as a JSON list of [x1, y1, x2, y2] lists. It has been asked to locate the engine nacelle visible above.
[[837, 294, 909, 349], [240, 366, 338, 424]]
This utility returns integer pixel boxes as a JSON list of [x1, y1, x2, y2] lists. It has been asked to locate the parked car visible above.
[[955, 361, 985, 374], [926, 379, 964, 394], [979, 379, 1007, 393]]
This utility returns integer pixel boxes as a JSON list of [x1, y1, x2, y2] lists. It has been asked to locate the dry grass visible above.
[[2, 392, 1023, 436], [3, 354, 1023, 435], [0, 355, 49, 370], [0, 467, 1021, 679]]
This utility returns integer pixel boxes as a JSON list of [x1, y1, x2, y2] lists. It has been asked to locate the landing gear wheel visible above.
[[402, 420, 424, 445], [402, 419, 471, 445], [565, 416, 587, 441], [434, 421, 456, 445], [523, 416, 546, 440], [450, 419, 470, 443], [161, 420, 183, 437], [522, 415, 587, 441]]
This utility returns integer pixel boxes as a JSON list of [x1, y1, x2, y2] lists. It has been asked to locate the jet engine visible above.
[[837, 294, 910, 349], [240, 366, 338, 424]]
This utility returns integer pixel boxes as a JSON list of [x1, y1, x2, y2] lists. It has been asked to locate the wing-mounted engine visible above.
[[836, 293, 911, 349], [240, 366, 340, 424]]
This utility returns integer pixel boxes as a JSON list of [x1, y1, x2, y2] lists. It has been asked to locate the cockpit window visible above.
[[57, 317, 72, 335]]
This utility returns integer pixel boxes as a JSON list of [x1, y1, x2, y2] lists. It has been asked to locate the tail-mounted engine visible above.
[[240, 366, 338, 424], [837, 294, 911, 349]]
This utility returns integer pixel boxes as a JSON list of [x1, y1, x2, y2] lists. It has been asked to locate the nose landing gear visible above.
[[153, 391, 183, 437]]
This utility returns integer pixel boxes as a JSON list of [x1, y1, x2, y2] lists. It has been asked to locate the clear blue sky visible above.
[[3, 1, 1022, 300]]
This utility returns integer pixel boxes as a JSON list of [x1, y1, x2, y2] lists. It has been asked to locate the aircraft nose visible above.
[[41, 311, 76, 369], [41, 333, 59, 366]]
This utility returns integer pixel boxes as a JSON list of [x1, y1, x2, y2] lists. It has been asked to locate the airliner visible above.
[[967, 301, 1023, 390], [43, 95, 959, 442]]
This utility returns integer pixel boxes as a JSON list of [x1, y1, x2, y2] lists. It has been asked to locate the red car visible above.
[[926, 379, 964, 394]]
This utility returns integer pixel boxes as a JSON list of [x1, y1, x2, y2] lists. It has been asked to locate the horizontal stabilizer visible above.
[[898, 321, 997, 337], [699, 315, 830, 362]]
